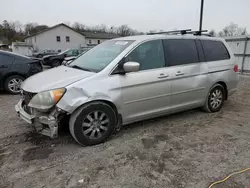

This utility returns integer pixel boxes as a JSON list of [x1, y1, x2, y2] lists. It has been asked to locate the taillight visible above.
[[234, 65, 238, 72]]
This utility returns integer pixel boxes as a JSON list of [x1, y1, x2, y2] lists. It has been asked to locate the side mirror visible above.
[[123, 62, 140, 73]]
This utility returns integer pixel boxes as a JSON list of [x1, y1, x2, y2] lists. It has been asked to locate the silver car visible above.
[[15, 34, 239, 146]]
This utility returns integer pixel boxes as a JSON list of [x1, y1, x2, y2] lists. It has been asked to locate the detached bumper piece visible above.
[[15, 100, 59, 138]]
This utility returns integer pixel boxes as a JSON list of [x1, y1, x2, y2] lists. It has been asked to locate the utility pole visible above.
[[199, 0, 204, 31]]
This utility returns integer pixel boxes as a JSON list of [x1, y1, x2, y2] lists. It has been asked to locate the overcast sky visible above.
[[1, 0, 249, 32]]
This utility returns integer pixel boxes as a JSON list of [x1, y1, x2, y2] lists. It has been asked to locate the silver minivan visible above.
[[15, 34, 239, 146]]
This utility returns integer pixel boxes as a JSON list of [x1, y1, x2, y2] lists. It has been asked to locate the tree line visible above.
[[209, 23, 247, 37], [0, 20, 248, 44]]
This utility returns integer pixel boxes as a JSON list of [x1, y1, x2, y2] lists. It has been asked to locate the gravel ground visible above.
[[1, 75, 250, 188]]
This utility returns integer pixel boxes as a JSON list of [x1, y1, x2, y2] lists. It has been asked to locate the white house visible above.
[[24, 23, 87, 52], [82, 32, 119, 46], [24, 23, 120, 53]]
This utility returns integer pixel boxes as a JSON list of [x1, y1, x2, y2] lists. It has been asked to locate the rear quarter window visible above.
[[201, 40, 230, 62], [0, 54, 14, 65], [13, 56, 30, 64], [163, 39, 200, 66]]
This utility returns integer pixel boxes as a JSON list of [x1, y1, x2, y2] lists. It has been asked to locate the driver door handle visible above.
[[158, 73, 169, 79], [176, 71, 184, 76]]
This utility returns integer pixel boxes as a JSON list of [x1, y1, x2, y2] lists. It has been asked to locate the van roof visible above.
[[112, 34, 224, 43]]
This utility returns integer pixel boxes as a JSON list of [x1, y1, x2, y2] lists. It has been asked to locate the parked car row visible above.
[[42, 49, 84, 67], [32, 49, 57, 58], [62, 49, 90, 66], [0, 47, 92, 94]]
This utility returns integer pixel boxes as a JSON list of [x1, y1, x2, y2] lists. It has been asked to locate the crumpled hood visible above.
[[43, 54, 55, 59], [64, 56, 76, 61], [22, 66, 95, 93]]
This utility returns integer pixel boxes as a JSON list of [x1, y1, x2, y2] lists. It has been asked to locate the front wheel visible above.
[[69, 102, 117, 146], [51, 60, 61, 67], [4, 75, 24, 94], [203, 84, 225, 112]]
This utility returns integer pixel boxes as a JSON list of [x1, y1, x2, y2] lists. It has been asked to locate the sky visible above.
[[1, 0, 250, 32]]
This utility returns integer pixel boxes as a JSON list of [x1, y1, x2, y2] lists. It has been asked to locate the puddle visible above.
[[22, 147, 54, 161], [141, 134, 169, 149]]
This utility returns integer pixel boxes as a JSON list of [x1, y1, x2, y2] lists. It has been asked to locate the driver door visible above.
[[119, 39, 172, 124]]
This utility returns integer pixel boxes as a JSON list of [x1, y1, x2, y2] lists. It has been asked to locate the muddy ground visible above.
[[1, 75, 250, 188]]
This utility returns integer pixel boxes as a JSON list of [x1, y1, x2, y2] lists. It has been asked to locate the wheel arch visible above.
[[2, 72, 26, 84], [216, 81, 228, 100], [69, 99, 120, 123], [78, 99, 118, 113], [202, 81, 228, 112]]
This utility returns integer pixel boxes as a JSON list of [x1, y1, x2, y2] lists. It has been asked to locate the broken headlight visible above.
[[28, 88, 66, 110]]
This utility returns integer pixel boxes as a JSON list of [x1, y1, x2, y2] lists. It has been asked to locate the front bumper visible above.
[[15, 100, 58, 138]]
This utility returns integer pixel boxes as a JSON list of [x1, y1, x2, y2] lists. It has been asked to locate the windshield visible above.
[[58, 49, 69, 55], [70, 40, 134, 72]]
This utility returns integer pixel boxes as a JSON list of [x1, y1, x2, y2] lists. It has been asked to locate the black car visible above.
[[32, 49, 57, 58], [0, 50, 43, 94], [43, 49, 83, 67]]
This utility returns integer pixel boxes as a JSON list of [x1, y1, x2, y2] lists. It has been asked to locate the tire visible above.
[[69, 102, 117, 146], [4, 75, 25, 94], [203, 84, 226, 113], [51, 60, 61, 67]]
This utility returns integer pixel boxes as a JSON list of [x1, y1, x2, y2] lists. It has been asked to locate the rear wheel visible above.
[[4, 75, 24, 94], [203, 84, 225, 112], [69, 102, 117, 146]]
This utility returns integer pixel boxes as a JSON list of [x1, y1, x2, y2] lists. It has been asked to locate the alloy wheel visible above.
[[8, 78, 22, 93], [82, 111, 109, 139], [210, 89, 223, 109]]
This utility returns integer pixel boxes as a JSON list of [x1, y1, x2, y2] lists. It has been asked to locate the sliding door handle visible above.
[[176, 71, 184, 76]]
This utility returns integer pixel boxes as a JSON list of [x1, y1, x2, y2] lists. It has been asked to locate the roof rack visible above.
[[147, 29, 191, 35], [147, 29, 210, 36], [185, 30, 208, 35]]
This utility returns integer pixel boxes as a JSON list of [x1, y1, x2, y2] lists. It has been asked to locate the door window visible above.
[[201, 40, 230, 61], [126, 40, 165, 71], [163, 39, 199, 66]]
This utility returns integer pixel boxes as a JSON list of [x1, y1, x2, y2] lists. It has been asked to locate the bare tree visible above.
[[219, 23, 247, 37], [208, 29, 216, 37], [116, 25, 135, 36], [63, 21, 71, 27], [92, 24, 108, 32], [1, 20, 20, 43], [72, 22, 86, 32], [24, 22, 38, 35]]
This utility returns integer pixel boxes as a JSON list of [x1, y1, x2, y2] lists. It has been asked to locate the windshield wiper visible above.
[[70, 65, 91, 72]]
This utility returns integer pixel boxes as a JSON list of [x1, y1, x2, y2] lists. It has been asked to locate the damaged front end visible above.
[[15, 90, 66, 138]]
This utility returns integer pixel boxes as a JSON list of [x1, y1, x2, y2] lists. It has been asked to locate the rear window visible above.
[[201, 40, 230, 62], [163, 39, 199, 66]]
